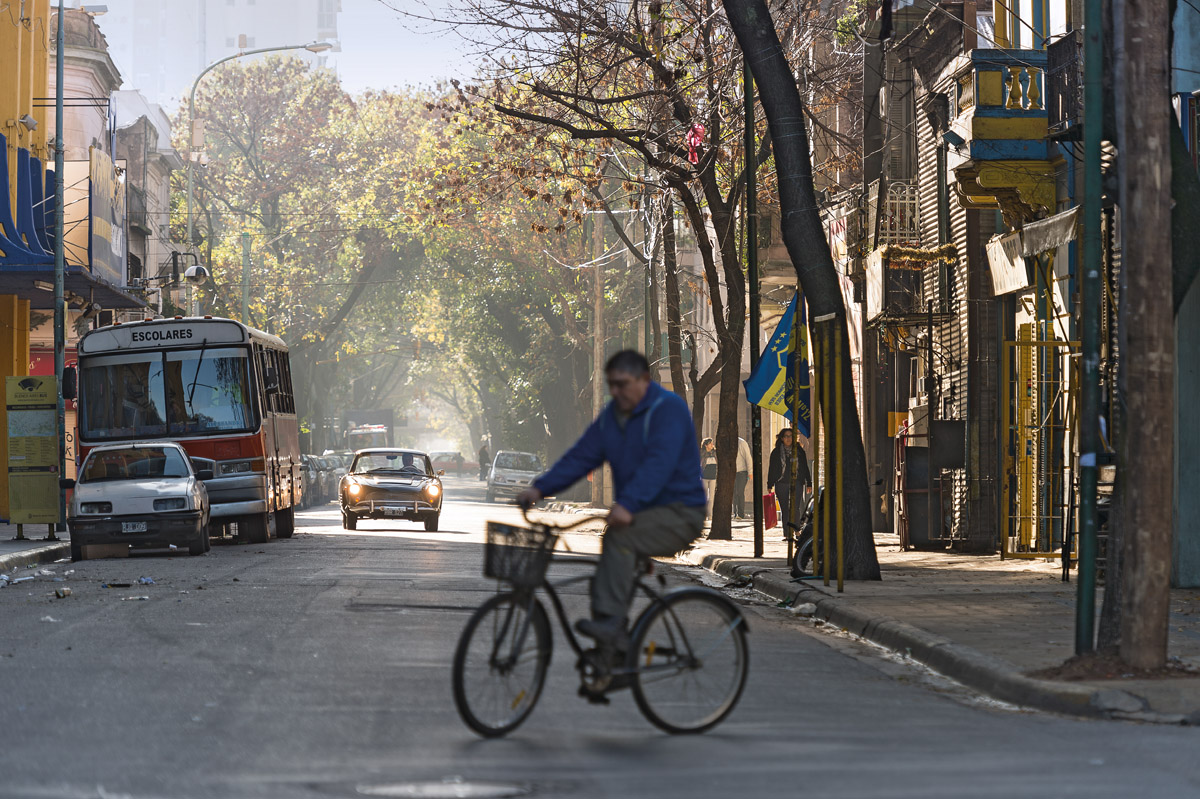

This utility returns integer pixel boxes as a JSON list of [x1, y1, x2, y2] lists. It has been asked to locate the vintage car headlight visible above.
[[347, 482, 362, 496], [153, 498, 188, 511], [80, 502, 112, 514], [426, 483, 441, 498]]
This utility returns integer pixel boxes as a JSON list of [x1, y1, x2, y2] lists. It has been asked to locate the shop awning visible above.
[[0, 264, 147, 310]]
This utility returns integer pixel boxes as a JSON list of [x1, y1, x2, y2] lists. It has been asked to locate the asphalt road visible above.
[[2, 475, 1199, 799]]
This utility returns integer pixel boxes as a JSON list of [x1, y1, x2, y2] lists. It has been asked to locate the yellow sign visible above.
[[6, 376, 60, 524]]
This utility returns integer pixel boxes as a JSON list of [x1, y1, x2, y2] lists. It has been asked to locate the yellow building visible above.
[[0, 6, 146, 520]]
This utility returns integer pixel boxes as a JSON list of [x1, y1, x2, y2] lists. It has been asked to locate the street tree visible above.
[[723, 0, 881, 578]]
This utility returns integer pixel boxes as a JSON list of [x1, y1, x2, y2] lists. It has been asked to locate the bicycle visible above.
[[451, 509, 750, 737]]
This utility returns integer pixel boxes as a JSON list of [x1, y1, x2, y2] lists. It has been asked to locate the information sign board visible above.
[[6, 376, 60, 524]]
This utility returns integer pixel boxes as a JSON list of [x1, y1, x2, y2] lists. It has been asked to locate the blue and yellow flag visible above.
[[743, 294, 810, 437]]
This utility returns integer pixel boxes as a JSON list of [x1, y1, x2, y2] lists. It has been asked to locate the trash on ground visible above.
[[54, 587, 72, 598], [789, 602, 818, 617], [104, 582, 131, 588], [36, 569, 54, 576], [138, 576, 155, 585], [10, 576, 33, 584], [40, 616, 59, 623], [63, 570, 73, 576], [168, 545, 178, 550], [122, 595, 150, 601], [724, 574, 752, 589]]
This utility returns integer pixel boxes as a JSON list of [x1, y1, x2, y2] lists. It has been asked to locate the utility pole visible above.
[[592, 211, 606, 507], [241, 232, 251, 323], [1075, 0, 1103, 654], [745, 60, 764, 558], [52, 0, 65, 536], [1115, 0, 1174, 669]]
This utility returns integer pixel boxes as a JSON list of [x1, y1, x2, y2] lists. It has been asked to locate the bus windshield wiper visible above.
[[187, 338, 208, 410]]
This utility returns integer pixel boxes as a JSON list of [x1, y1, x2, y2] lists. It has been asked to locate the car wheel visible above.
[[424, 514, 439, 532], [342, 510, 357, 531], [237, 513, 270, 544], [188, 527, 206, 555], [275, 506, 295, 539]]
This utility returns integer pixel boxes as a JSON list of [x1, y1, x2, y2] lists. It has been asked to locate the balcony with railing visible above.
[[867, 180, 920, 248], [945, 48, 1057, 224], [127, 185, 152, 235]]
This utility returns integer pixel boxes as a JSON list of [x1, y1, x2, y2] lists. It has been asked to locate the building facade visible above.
[[98, 0, 340, 108]]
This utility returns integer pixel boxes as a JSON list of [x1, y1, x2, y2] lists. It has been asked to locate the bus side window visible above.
[[278, 352, 294, 414]]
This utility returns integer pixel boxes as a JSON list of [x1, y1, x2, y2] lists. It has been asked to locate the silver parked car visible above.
[[63, 441, 212, 561]]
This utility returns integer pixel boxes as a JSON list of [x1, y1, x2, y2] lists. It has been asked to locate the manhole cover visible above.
[[356, 781, 530, 798]]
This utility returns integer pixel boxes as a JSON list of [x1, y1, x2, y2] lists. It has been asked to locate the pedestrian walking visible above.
[[700, 437, 717, 519], [478, 442, 491, 481], [734, 436, 752, 519], [767, 428, 810, 539]]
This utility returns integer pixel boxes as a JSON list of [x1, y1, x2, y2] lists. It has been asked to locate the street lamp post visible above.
[[183, 40, 333, 313]]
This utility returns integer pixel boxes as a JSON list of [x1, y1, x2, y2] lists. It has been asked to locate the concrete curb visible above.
[[681, 547, 1153, 721], [0, 542, 71, 575]]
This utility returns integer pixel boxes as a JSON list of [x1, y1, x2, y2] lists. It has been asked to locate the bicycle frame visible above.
[[486, 509, 745, 688]]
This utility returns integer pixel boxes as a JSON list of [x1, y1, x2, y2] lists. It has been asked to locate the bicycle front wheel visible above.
[[629, 589, 748, 734], [452, 592, 552, 738]]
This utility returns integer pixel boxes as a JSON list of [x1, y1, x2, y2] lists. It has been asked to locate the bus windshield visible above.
[[80, 347, 256, 440]]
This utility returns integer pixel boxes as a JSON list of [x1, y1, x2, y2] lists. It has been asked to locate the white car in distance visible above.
[[63, 442, 212, 561], [485, 450, 544, 503]]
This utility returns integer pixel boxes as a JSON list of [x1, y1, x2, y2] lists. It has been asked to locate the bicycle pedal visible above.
[[578, 685, 611, 705]]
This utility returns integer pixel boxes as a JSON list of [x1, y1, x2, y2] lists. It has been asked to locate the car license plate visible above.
[[384, 507, 407, 517], [121, 521, 147, 533]]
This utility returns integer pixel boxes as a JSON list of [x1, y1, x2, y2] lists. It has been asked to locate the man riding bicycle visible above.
[[516, 350, 707, 647]]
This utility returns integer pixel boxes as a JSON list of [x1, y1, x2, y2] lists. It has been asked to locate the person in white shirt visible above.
[[734, 436, 753, 519]]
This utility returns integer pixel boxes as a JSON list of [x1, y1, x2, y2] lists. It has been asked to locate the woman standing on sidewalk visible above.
[[767, 428, 810, 539], [700, 437, 717, 519]]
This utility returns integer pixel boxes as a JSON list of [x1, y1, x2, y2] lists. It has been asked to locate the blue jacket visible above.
[[533, 381, 707, 513]]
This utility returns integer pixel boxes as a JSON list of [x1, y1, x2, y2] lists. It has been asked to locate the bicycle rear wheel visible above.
[[452, 592, 552, 737], [629, 589, 748, 734]]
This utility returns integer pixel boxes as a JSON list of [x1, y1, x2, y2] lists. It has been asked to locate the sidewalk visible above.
[[0, 522, 71, 573], [680, 518, 1200, 724]]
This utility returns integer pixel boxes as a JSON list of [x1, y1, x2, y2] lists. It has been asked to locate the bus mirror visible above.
[[264, 367, 280, 394], [62, 366, 77, 400]]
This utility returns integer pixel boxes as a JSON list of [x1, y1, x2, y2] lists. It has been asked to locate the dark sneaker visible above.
[[575, 616, 630, 649]]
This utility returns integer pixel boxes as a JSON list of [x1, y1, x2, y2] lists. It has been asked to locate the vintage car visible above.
[[339, 448, 443, 531], [485, 450, 544, 503], [63, 441, 212, 561]]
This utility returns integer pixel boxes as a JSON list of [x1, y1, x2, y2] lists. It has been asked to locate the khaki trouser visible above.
[[592, 503, 706, 619]]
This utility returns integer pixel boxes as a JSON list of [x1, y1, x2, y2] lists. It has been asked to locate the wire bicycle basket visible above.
[[484, 522, 558, 589]]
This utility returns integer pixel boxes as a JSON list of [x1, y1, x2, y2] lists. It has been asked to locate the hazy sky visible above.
[[331, 1, 481, 93]]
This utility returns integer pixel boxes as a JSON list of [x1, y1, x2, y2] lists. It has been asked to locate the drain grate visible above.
[[356, 780, 531, 798]]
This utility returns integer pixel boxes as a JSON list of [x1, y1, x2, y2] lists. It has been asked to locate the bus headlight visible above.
[[426, 483, 440, 498]]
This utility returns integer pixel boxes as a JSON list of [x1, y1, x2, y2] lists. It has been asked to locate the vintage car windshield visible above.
[[79, 447, 190, 483], [80, 347, 256, 440], [352, 452, 431, 475], [495, 452, 542, 471]]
